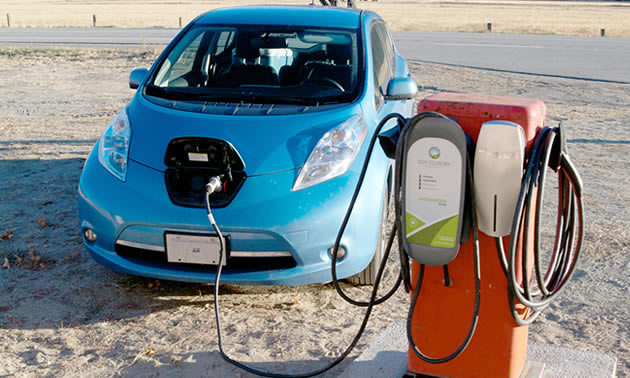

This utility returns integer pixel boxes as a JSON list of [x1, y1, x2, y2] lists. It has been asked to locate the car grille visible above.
[[114, 243, 297, 273]]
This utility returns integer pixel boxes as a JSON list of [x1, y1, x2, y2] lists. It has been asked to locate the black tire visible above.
[[348, 189, 390, 285]]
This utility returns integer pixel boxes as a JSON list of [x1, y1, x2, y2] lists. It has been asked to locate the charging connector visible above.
[[204, 176, 223, 225], [205, 175, 223, 195]]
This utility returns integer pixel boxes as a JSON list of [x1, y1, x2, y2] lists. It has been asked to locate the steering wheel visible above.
[[304, 77, 345, 92]]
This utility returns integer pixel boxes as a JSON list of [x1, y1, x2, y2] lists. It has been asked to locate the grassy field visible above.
[[1, 0, 630, 37]]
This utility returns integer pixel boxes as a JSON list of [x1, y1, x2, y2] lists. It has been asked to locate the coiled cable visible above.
[[495, 126, 584, 326]]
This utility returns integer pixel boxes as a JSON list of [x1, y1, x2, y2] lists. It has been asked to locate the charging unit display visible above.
[[399, 115, 467, 265], [201, 94, 584, 378]]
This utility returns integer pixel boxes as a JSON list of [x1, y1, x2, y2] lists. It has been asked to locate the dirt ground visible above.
[[0, 47, 629, 377], [2, 0, 630, 37]]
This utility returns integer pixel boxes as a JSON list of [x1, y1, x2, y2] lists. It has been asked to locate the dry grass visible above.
[[1, 0, 630, 37], [0, 46, 628, 376], [370, 0, 630, 36]]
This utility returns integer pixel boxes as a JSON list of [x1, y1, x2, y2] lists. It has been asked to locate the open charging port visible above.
[[164, 137, 246, 208]]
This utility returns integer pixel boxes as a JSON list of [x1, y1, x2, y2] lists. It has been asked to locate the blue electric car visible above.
[[78, 5, 417, 285]]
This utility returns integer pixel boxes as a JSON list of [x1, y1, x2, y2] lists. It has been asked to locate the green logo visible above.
[[406, 212, 425, 233], [429, 147, 440, 159]]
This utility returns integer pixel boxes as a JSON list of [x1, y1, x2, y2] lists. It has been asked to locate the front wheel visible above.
[[347, 190, 390, 285]]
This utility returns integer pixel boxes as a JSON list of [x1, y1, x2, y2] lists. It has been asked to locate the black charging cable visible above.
[[404, 155, 481, 363], [494, 126, 583, 326], [209, 191, 401, 377], [329, 112, 409, 306], [208, 112, 410, 377]]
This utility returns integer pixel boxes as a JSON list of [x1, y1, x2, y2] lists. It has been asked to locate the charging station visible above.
[[404, 93, 547, 377], [203, 92, 583, 378]]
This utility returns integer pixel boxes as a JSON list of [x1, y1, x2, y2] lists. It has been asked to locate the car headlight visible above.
[[292, 115, 367, 191], [98, 108, 131, 182]]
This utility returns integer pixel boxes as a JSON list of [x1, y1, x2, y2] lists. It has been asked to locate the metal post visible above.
[[92, 14, 96, 27], [6, 13, 11, 28], [179, 17, 182, 28]]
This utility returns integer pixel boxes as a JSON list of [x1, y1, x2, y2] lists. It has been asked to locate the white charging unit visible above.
[[473, 120, 526, 237]]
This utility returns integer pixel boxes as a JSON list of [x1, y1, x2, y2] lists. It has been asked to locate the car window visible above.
[[147, 25, 362, 106], [154, 30, 205, 87], [370, 21, 393, 110], [213, 31, 235, 55], [377, 23, 396, 74]]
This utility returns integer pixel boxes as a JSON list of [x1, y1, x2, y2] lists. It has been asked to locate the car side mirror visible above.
[[129, 68, 149, 89], [384, 77, 418, 101]]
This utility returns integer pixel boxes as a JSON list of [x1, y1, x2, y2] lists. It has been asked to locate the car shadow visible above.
[[118, 349, 405, 377], [120, 349, 354, 377], [0, 157, 362, 332]]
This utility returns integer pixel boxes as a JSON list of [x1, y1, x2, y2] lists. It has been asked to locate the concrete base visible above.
[[342, 320, 617, 378]]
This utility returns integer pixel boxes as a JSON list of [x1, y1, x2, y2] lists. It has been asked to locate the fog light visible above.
[[328, 246, 346, 260], [84, 229, 97, 242]]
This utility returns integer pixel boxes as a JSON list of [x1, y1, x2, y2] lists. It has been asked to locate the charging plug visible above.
[[474, 121, 526, 237], [548, 121, 567, 172], [459, 134, 476, 244], [379, 117, 410, 159], [205, 176, 223, 195]]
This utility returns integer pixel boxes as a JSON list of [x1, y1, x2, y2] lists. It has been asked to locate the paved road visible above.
[[392, 31, 630, 84], [0, 27, 177, 47], [1, 28, 629, 83]]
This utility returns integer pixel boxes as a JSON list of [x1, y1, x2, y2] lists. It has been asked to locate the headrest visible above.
[[327, 44, 351, 65], [236, 33, 261, 60]]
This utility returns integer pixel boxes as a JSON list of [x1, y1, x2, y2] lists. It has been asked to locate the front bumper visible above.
[[78, 144, 388, 285]]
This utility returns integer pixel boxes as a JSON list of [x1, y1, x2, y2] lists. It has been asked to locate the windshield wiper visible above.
[[145, 85, 199, 101], [192, 92, 322, 106], [145, 85, 348, 106]]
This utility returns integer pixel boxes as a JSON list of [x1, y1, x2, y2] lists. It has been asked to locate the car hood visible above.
[[127, 95, 363, 176]]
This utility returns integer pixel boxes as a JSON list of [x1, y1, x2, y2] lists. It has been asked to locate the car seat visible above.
[[303, 43, 353, 90], [212, 33, 279, 87]]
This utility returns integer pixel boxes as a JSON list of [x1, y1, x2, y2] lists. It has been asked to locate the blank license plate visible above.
[[165, 232, 226, 265]]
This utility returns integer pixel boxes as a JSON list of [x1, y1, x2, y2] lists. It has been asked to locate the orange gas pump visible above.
[[400, 93, 582, 377]]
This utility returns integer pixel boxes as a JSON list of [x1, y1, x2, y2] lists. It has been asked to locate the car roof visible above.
[[195, 5, 363, 29]]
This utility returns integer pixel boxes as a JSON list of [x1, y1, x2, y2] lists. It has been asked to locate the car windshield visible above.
[[147, 25, 362, 106]]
